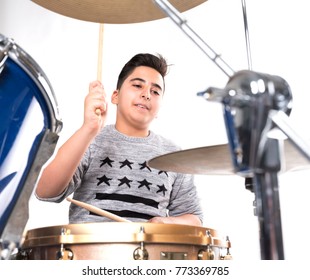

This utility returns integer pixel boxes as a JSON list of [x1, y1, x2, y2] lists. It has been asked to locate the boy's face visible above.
[[112, 66, 164, 133]]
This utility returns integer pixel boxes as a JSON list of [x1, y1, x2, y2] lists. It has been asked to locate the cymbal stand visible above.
[[204, 71, 310, 259], [153, 0, 235, 78], [202, 70, 295, 259], [241, 0, 252, 70], [154, 0, 310, 259]]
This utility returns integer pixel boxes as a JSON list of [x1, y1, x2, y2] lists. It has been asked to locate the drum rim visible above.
[[22, 222, 231, 248], [0, 33, 62, 134]]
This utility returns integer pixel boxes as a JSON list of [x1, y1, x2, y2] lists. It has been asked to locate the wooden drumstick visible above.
[[97, 23, 104, 82], [66, 197, 131, 223], [95, 23, 104, 116]]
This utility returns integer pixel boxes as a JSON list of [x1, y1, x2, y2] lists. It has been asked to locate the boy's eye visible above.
[[152, 90, 160, 95]]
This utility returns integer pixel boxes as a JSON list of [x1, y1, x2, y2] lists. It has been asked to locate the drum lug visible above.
[[198, 229, 215, 260], [55, 227, 74, 260], [133, 226, 149, 260], [56, 243, 74, 260], [220, 236, 233, 260], [221, 252, 233, 260], [14, 249, 31, 260], [133, 242, 149, 260], [198, 246, 215, 260], [220, 247, 233, 260]]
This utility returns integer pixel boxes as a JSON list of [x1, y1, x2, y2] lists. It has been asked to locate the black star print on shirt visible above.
[[138, 179, 152, 191], [100, 157, 114, 167], [157, 184, 167, 196], [97, 175, 112, 186], [118, 176, 133, 188], [158, 170, 168, 177], [119, 159, 134, 169], [139, 161, 152, 172]]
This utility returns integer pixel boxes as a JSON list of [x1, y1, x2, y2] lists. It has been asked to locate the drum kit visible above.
[[0, 33, 62, 259], [1, 0, 310, 261]]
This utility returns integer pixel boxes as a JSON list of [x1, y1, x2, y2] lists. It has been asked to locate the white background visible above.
[[1, 0, 310, 260]]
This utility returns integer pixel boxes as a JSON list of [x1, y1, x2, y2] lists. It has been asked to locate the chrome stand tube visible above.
[[153, 0, 235, 78]]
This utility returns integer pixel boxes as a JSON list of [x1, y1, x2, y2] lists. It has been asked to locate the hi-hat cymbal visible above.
[[31, 0, 207, 24], [147, 140, 310, 175]]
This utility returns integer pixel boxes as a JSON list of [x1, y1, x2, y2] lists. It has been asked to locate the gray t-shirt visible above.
[[38, 125, 203, 224]]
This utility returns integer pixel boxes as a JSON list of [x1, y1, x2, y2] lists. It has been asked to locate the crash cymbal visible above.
[[31, 0, 207, 24], [148, 144, 234, 175], [147, 140, 310, 175]]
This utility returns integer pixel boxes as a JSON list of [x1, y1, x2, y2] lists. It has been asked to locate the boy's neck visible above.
[[114, 123, 150, 138]]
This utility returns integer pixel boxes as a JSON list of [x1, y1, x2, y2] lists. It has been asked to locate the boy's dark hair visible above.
[[116, 53, 168, 90]]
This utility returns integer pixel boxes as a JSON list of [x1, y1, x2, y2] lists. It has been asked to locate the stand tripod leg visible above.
[[254, 172, 284, 259], [253, 138, 285, 259]]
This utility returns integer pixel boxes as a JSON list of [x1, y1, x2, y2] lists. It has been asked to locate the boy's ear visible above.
[[111, 90, 119, 104]]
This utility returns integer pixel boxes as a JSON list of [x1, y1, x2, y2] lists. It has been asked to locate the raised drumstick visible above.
[[66, 197, 131, 223], [97, 23, 104, 82], [96, 23, 104, 116]]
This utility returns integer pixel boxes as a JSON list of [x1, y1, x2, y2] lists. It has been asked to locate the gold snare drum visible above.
[[18, 222, 232, 260]]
